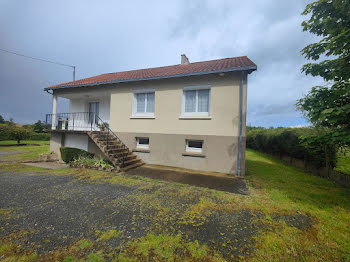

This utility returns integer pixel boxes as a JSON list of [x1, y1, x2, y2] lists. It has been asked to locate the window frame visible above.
[[185, 139, 204, 153], [136, 137, 150, 149], [132, 89, 155, 118], [181, 85, 211, 118]]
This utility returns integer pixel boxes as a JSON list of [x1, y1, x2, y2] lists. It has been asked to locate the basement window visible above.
[[186, 140, 203, 153], [136, 137, 149, 149]]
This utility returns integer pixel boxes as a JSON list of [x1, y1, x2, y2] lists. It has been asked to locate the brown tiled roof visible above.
[[46, 56, 256, 90]]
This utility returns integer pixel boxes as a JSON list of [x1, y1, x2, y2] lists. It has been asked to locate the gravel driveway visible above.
[[0, 169, 312, 260]]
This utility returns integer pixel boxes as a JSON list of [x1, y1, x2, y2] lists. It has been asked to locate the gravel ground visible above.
[[22, 162, 68, 169], [126, 166, 249, 194], [0, 170, 312, 260]]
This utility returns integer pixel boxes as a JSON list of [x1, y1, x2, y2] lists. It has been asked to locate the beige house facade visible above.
[[46, 55, 256, 175]]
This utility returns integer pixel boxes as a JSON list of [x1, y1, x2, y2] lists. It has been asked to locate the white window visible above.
[[181, 85, 210, 118], [132, 89, 155, 117], [186, 140, 203, 153], [136, 137, 150, 149]]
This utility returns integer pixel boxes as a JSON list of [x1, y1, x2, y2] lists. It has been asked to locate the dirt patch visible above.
[[125, 165, 249, 195]]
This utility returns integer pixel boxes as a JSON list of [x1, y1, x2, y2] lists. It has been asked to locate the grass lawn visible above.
[[335, 150, 350, 175], [0, 146, 349, 261], [0, 140, 49, 145], [0, 141, 50, 161]]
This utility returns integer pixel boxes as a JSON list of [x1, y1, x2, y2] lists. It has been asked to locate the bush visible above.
[[0, 124, 10, 140], [246, 127, 337, 169], [28, 132, 50, 141], [9, 126, 30, 144], [72, 156, 113, 169], [60, 147, 93, 163]]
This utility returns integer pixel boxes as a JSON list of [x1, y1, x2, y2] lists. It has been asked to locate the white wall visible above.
[[69, 97, 110, 122], [64, 133, 88, 151], [66, 96, 110, 130]]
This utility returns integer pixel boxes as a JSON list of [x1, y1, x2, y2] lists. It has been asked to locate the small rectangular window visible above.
[[136, 137, 149, 149], [186, 140, 203, 153]]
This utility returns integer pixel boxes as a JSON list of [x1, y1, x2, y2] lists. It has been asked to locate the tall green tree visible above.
[[0, 115, 4, 124], [297, 0, 350, 147]]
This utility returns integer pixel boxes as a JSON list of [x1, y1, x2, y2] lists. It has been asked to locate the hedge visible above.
[[28, 132, 50, 141], [0, 124, 10, 140], [246, 127, 337, 169], [60, 147, 94, 163], [0, 124, 51, 141]]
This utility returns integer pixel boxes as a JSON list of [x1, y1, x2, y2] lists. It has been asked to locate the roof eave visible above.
[[44, 65, 257, 91]]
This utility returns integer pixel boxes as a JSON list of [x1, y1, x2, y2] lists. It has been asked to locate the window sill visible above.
[[179, 116, 211, 120], [130, 116, 155, 119], [133, 148, 150, 153], [182, 152, 206, 158]]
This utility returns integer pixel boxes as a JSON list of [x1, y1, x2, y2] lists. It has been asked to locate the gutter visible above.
[[237, 71, 245, 177], [44, 65, 257, 91]]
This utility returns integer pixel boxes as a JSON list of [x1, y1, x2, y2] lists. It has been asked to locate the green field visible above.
[[335, 151, 350, 175], [0, 144, 349, 261]]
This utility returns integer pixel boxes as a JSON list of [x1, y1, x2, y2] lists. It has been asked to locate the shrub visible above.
[[28, 132, 50, 141], [72, 156, 114, 169], [246, 127, 337, 169], [0, 124, 10, 140], [60, 147, 93, 163], [9, 126, 30, 144]]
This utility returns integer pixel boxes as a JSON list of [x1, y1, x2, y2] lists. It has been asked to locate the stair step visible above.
[[121, 161, 144, 171], [87, 131, 142, 171], [105, 147, 128, 153], [109, 152, 135, 159], [114, 158, 141, 166]]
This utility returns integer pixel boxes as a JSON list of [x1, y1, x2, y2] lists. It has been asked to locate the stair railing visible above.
[[94, 115, 129, 167]]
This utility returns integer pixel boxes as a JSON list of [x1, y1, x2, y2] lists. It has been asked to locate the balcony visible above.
[[45, 112, 109, 132]]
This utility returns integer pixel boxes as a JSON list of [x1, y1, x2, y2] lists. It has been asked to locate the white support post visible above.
[[52, 95, 57, 130]]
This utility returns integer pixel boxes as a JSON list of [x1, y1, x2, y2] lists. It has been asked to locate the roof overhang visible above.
[[44, 65, 257, 91]]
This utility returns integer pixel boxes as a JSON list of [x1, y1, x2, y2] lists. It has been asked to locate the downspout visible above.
[[237, 71, 245, 176]]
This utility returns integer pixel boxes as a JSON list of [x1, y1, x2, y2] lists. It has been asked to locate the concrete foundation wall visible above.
[[64, 133, 89, 151], [117, 132, 239, 174]]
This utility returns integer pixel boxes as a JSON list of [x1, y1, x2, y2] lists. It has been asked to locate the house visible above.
[[45, 55, 257, 175]]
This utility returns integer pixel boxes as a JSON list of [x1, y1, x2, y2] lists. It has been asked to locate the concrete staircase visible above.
[[87, 131, 144, 171]]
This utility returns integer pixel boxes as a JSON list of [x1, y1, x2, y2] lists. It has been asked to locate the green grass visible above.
[[245, 149, 350, 261], [0, 142, 50, 161], [335, 150, 350, 175], [0, 140, 49, 145]]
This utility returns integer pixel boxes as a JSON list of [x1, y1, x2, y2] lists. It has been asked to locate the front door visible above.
[[88, 102, 99, 125]]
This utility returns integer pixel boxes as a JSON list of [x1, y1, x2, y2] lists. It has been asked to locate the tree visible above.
[[9, 126, 29, 144], [33, 120, 45, 133], [297, 0, 350, 147], [0, 115, 4, 124]]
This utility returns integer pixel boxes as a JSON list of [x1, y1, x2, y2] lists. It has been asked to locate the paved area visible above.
[[0, 150, 28, 155], [22, 162, 68, 169], [0, 170, 260, 258], [126, 165, 249, 194], [0, 170, 312, 260]]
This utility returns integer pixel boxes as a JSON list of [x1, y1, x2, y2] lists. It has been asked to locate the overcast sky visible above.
[[0, 0, 324, 126]]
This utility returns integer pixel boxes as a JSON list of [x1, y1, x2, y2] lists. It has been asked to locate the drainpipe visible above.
[[237, 71, 245, 176]]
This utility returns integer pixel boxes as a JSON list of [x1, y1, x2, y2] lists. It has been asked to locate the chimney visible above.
[[181, 54, 190, 64]]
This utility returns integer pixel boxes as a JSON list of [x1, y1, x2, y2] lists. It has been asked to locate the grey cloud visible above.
[[0, 0, 323, 127]]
